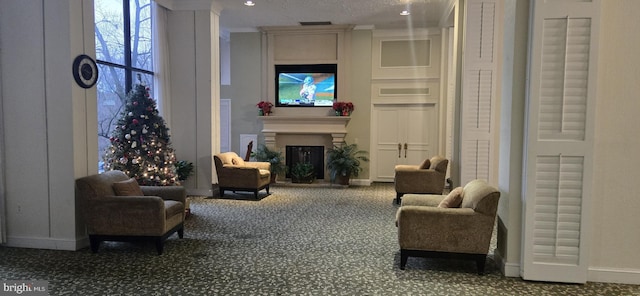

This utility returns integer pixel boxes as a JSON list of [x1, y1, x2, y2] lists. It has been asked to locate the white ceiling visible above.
[[214, 0, 453, 32]]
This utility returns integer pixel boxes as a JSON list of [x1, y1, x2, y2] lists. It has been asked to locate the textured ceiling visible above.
[[215, 0, 452, 31]]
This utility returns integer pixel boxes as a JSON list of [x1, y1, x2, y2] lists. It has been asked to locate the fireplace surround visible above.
[[259, 115, 350, 180]]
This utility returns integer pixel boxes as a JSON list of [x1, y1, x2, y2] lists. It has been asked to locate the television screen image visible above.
[[275, 64, 337, 107]]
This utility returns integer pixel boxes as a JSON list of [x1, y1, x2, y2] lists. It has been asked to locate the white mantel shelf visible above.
[[258, 116, 351, 147]]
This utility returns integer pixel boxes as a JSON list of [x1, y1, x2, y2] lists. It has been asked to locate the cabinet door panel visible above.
[[373, 105, 438, 182]]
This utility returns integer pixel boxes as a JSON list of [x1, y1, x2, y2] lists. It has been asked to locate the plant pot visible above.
[[292, 175, 314, 184], [270, 173, 278, 184], [336, 173, 350, 186]]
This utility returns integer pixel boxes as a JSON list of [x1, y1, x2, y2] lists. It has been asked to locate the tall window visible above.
[[94, 0, 153, 171]]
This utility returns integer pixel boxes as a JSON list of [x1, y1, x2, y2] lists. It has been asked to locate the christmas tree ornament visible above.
[[125, 134, 131, 140]]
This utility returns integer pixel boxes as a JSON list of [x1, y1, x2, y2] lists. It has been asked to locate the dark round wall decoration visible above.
[[72, 54, 99, 89]]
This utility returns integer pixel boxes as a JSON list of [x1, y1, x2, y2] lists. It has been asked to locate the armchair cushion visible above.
[[438, 187, 463, 208], [165, 200, 185, 218], [112, 178, 144, 196], [232, 156, 245, 166], [419, 158, 431, 169]]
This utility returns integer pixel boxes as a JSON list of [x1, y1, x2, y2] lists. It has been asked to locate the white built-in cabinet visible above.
[[370, 29, 442, 182], [372, 105, 438, 181]]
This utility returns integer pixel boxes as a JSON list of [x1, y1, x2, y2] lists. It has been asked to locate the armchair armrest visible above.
[[394, 165, 420, 172], [217, 165, 267, 188], [86, 195, 165, 236], [219, 165, 263, 178], [141, 186, 186, 204], [396, 206, 495, 254], [244, 161, 271, 171], [400, 194, 444, 207]]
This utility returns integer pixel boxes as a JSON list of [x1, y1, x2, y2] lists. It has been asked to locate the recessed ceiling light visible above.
[[244, 1, 255, 6], [400, 10, 410, 16]]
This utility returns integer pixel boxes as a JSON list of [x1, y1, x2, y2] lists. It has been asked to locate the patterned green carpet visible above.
[[0, 183, 638, 295]]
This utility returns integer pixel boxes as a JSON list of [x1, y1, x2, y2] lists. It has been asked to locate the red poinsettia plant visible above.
[[332, 101, 354, 116], [257, 101, 274, 115]]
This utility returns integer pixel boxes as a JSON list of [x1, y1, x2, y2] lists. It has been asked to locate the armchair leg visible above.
[[220, 189, 225, 197], [89, 236, 100, 253], [400, 250, 408, 270], [395, 193, 403, 205], [155, 238, 164, 255], [178, 227, 184, 239], [254, 190, 259, 199], [266, 185, 270, 194], [475, 255, 486, 275]]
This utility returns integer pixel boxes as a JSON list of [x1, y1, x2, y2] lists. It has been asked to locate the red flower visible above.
[[333, 101, 354, 112], [256, 101, 273, 114]]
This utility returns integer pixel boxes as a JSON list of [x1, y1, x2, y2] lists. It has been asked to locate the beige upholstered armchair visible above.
[[394, 155, 449, 204], [214, 151, 271, 198], [396, 179, 500, 274], [75, 170, 185, 255]]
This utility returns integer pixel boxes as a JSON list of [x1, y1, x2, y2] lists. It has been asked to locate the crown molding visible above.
[[155, 0, 222, 13]]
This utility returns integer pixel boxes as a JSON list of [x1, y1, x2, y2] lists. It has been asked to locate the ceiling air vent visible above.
[[299, 21, 332, 26]]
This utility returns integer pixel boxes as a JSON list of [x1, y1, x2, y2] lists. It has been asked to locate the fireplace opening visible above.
[[285, 146, 324, 180]]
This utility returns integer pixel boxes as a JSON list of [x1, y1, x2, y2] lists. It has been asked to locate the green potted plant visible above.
[[175, 160, 194, 182], [290, 162, 315, 184], [253, 144, 287, 183], [326, 142, 369, 185]]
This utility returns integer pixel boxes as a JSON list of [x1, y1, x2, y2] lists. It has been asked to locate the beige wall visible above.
[[166, 9, 219, 196], [591, 0, 640, 275], [345, 29, 374, 179], [0, 0, 96, 250], [496, 0, 528, 276], [227, 29, 374, 180], [228, 32, 264, 152]]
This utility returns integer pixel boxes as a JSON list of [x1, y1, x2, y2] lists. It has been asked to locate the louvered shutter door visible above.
[[460, 0, 498, 186], [522, 0, 600, 283]]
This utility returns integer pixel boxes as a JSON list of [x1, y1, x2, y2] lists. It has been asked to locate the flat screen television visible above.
[[275, 64, 337, 107]]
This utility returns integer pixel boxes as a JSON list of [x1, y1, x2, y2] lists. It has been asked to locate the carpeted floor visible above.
[[1, 183, 638, 295]]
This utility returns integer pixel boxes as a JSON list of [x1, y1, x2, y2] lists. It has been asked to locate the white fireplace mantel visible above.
[[258, 116, 351, 148]]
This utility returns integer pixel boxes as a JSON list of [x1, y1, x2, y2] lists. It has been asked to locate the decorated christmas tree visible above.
[[103, 81, 179, 186]]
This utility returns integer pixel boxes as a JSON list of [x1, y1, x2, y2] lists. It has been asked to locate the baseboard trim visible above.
[[5, 236, 89, 251], [495, 254, 640, 284], [187, 188, 214, 197], [350, 179, 372, 186], [494, 251, 521, 277], [588, 267, 640, 285]]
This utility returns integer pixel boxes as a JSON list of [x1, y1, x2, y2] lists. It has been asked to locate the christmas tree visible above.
[[103, 81, 179, 186]]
